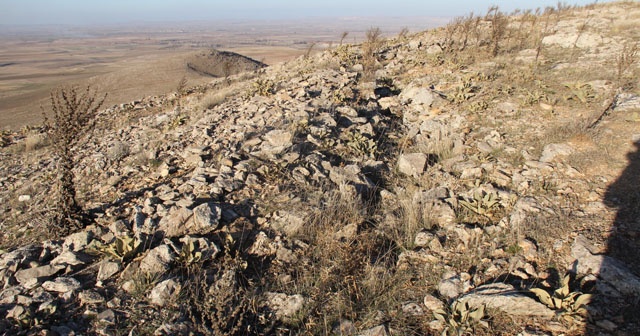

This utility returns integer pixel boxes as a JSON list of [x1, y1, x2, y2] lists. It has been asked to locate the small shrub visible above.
[[458, 190, 502, 226], [332, 44, 359, 66], [24, 133, 48, 152], [345, 130, 377, 159], [563, 82, 596, 104], [339, 31, 349, 45], [199, 87, 235, 110]]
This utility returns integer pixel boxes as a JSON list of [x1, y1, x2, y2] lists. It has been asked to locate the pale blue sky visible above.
[[1, 0, 608, 25]]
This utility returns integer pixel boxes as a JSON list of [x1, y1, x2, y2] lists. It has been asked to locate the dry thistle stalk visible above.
[[362, 27, 383, 80], [42, 85, 106, 235], [616, 42, 638, 84], [177, 75, 189, 96]]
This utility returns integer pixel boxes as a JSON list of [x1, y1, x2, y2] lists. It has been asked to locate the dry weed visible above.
[[362, 27, 384, 80], [42, 85, 106, 235]]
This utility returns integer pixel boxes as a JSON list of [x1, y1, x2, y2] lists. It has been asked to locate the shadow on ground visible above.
[[588, 141, 640, 334]]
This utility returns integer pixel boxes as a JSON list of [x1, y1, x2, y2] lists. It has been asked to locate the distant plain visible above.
[[0, 17, 446, 129]]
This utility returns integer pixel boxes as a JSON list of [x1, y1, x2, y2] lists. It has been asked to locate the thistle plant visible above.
[[42, 85, 106, 235]]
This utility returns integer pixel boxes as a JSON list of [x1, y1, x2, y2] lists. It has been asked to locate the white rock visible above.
[[139, 245, 175, 275], [42, 277, 81, 293], [149, 278, 181, 307], [50, 251, 87, 267], [571, 235, 640, 297], [157, 207, 193, 237], [358, 325, 388, 336], [458, 283, 554, 318], [14, 265, 64, 285], [63, 231, 93, 252], [191, 202, 222, 234], [264, 292, 305, 320], [438, 275, 463, 299], [423, 294, 444, 312], [398, 153, 427, 177], [540, 143, 573, 163], [97, 261, 121, 281]]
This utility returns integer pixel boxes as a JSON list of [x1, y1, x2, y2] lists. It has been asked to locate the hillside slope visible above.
[[1, 2, 639, 335]]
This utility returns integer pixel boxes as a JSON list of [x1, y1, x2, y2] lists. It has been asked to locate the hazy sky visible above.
[[1, 0, 608, 25]]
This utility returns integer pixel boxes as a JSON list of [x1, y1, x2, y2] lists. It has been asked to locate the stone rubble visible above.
[[1, 2, 639, 334]]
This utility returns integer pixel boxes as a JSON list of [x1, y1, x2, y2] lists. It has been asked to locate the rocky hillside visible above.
[[186, 49, 267, 78], [1, 2, 640, 335]]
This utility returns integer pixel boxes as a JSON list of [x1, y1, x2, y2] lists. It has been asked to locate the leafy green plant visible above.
[[179, 239, 203, 265], [563, 82, 596, 104], [530, 273, 592, 322], [177, 237, 217, 268], [468, 100, 489, 112], [346, 130, 377, 158], [450, 80, 476, 104], [433, 300, 487, 336], [459, 191, 500, 219], [332, 44, 359, 66], [249, 78, 276, 96], [164, 114, 188, 131], [94, 235, 142, 262]]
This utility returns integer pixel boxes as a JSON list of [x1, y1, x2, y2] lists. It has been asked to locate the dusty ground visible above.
[[0, 34, 303, 129], [0, 17, 443, 129]]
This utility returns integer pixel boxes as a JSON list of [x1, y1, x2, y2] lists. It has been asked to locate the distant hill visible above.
[[186, 49, 266, 77]]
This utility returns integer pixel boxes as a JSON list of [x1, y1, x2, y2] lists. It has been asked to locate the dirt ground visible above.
[[0, 17, 442, 129]]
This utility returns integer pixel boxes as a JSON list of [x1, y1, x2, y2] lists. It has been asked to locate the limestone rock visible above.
[[63, 231, 93, 252], [458, 283, 554, 318], [329, 164, 375, 192], [139, 245, 175, 275], [540, 143, 573, 163], [398, 153, 427, 177], [264, 292, 305, 320], [97, 309, 116, 324], [358, 325, 389, 336], [149, 278, 181, 307], [438, 274, 463, 299], [518, 238, 538, 261], [423, 294, 445, 312], [262, 129, 293, 155], [50, 251, 89, 267], [571, 235, 640, 297], [79, 290, 105, 305], [42, 277, 81, 293], [157, 207, 193, 238], [0, 245, 41, 271], [97, 261, 121, 281], [14, 265, 64, 285], [191, 202, 223, 234], [271, 211, 306, 236]]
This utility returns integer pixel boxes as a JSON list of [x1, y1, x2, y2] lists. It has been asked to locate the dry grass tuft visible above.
[[199, 86, 237, 110]]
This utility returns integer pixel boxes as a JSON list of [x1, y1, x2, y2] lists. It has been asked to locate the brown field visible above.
[[0, 17, 445, 129]]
